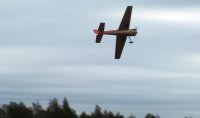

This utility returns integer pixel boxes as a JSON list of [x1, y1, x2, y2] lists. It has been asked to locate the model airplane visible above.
[[93, 6, 138, 59]]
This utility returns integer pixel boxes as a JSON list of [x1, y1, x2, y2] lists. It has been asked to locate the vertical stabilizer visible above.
[[95, 22, 105, 43]]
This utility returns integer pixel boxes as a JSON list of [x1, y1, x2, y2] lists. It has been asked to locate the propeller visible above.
[[135, 26, 138, 33], [129, 26, 139, 44], [135, 26, 139, 39]]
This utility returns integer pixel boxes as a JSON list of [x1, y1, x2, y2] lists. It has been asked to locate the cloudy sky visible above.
[[1, 0, 200, 118]]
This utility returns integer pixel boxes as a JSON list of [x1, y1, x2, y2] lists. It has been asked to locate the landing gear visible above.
[[128, 36, 133, 43]]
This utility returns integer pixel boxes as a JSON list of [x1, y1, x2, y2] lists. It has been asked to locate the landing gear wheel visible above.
[[128, 36, 133, 43]]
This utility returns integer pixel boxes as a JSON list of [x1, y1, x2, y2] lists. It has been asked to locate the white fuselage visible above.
[[103, 29, 137, 36]]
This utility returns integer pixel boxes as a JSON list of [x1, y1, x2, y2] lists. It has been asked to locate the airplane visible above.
[[93, 6, 138, 59]]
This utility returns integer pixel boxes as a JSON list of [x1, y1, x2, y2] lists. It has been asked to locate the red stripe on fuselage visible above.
[[93, 29, 104, 34]]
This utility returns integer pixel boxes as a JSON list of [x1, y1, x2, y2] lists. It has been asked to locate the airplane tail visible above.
[[93, 22, 105, 43]]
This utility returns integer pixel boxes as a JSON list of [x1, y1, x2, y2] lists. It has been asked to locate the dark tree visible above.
[[47, 98, 63, 118], [92, 105, 103, 118], [106, 111, 115, 118], [32, 100, 42, 112], [62, 98, 77, 118], [103, 110, 109, 118], [0, 107, 5, 118], [32, 100, 46, 118], [103, 110, 116, 118], [7, 102, 32, 118], [115, 112, 124, 118], [145, 113, 156, 118], [80, 111, 91, 118], [0, 98, 140, 118]]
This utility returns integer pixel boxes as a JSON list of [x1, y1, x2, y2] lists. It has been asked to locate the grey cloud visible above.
[[0, 0, 200, 118], [134, 0, 200, 8]]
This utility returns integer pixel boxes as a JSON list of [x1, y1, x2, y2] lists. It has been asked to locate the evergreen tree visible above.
[[107, 111, 114, 118], [47, 98, 63, 118], [0, 98, 147, 118], [103, 110, 109, 118], [7, 102, 32, 118], [32, 100, 46, 118], [115, 112, 124, 118], [80, 111, 91, 118], [62, 98, 77, 118], [92, 105, 103, 118], [145, 113, 156, 118], [0, 107, 5, 118]]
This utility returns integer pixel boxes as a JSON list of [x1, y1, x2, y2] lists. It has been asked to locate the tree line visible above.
[[0, 98, 158, 118]]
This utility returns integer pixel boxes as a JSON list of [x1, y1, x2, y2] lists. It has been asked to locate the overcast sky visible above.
[[1, 0, 200, 118]]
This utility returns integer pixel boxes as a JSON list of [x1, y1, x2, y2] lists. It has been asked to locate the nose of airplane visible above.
[[133, 28, 138, 35], [135, 31, 138, 36]]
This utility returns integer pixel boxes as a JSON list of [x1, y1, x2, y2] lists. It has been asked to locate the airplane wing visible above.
[[118, 6, 132, 30], [115, 35, 127, 59], [115, 6, 132, 59]]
